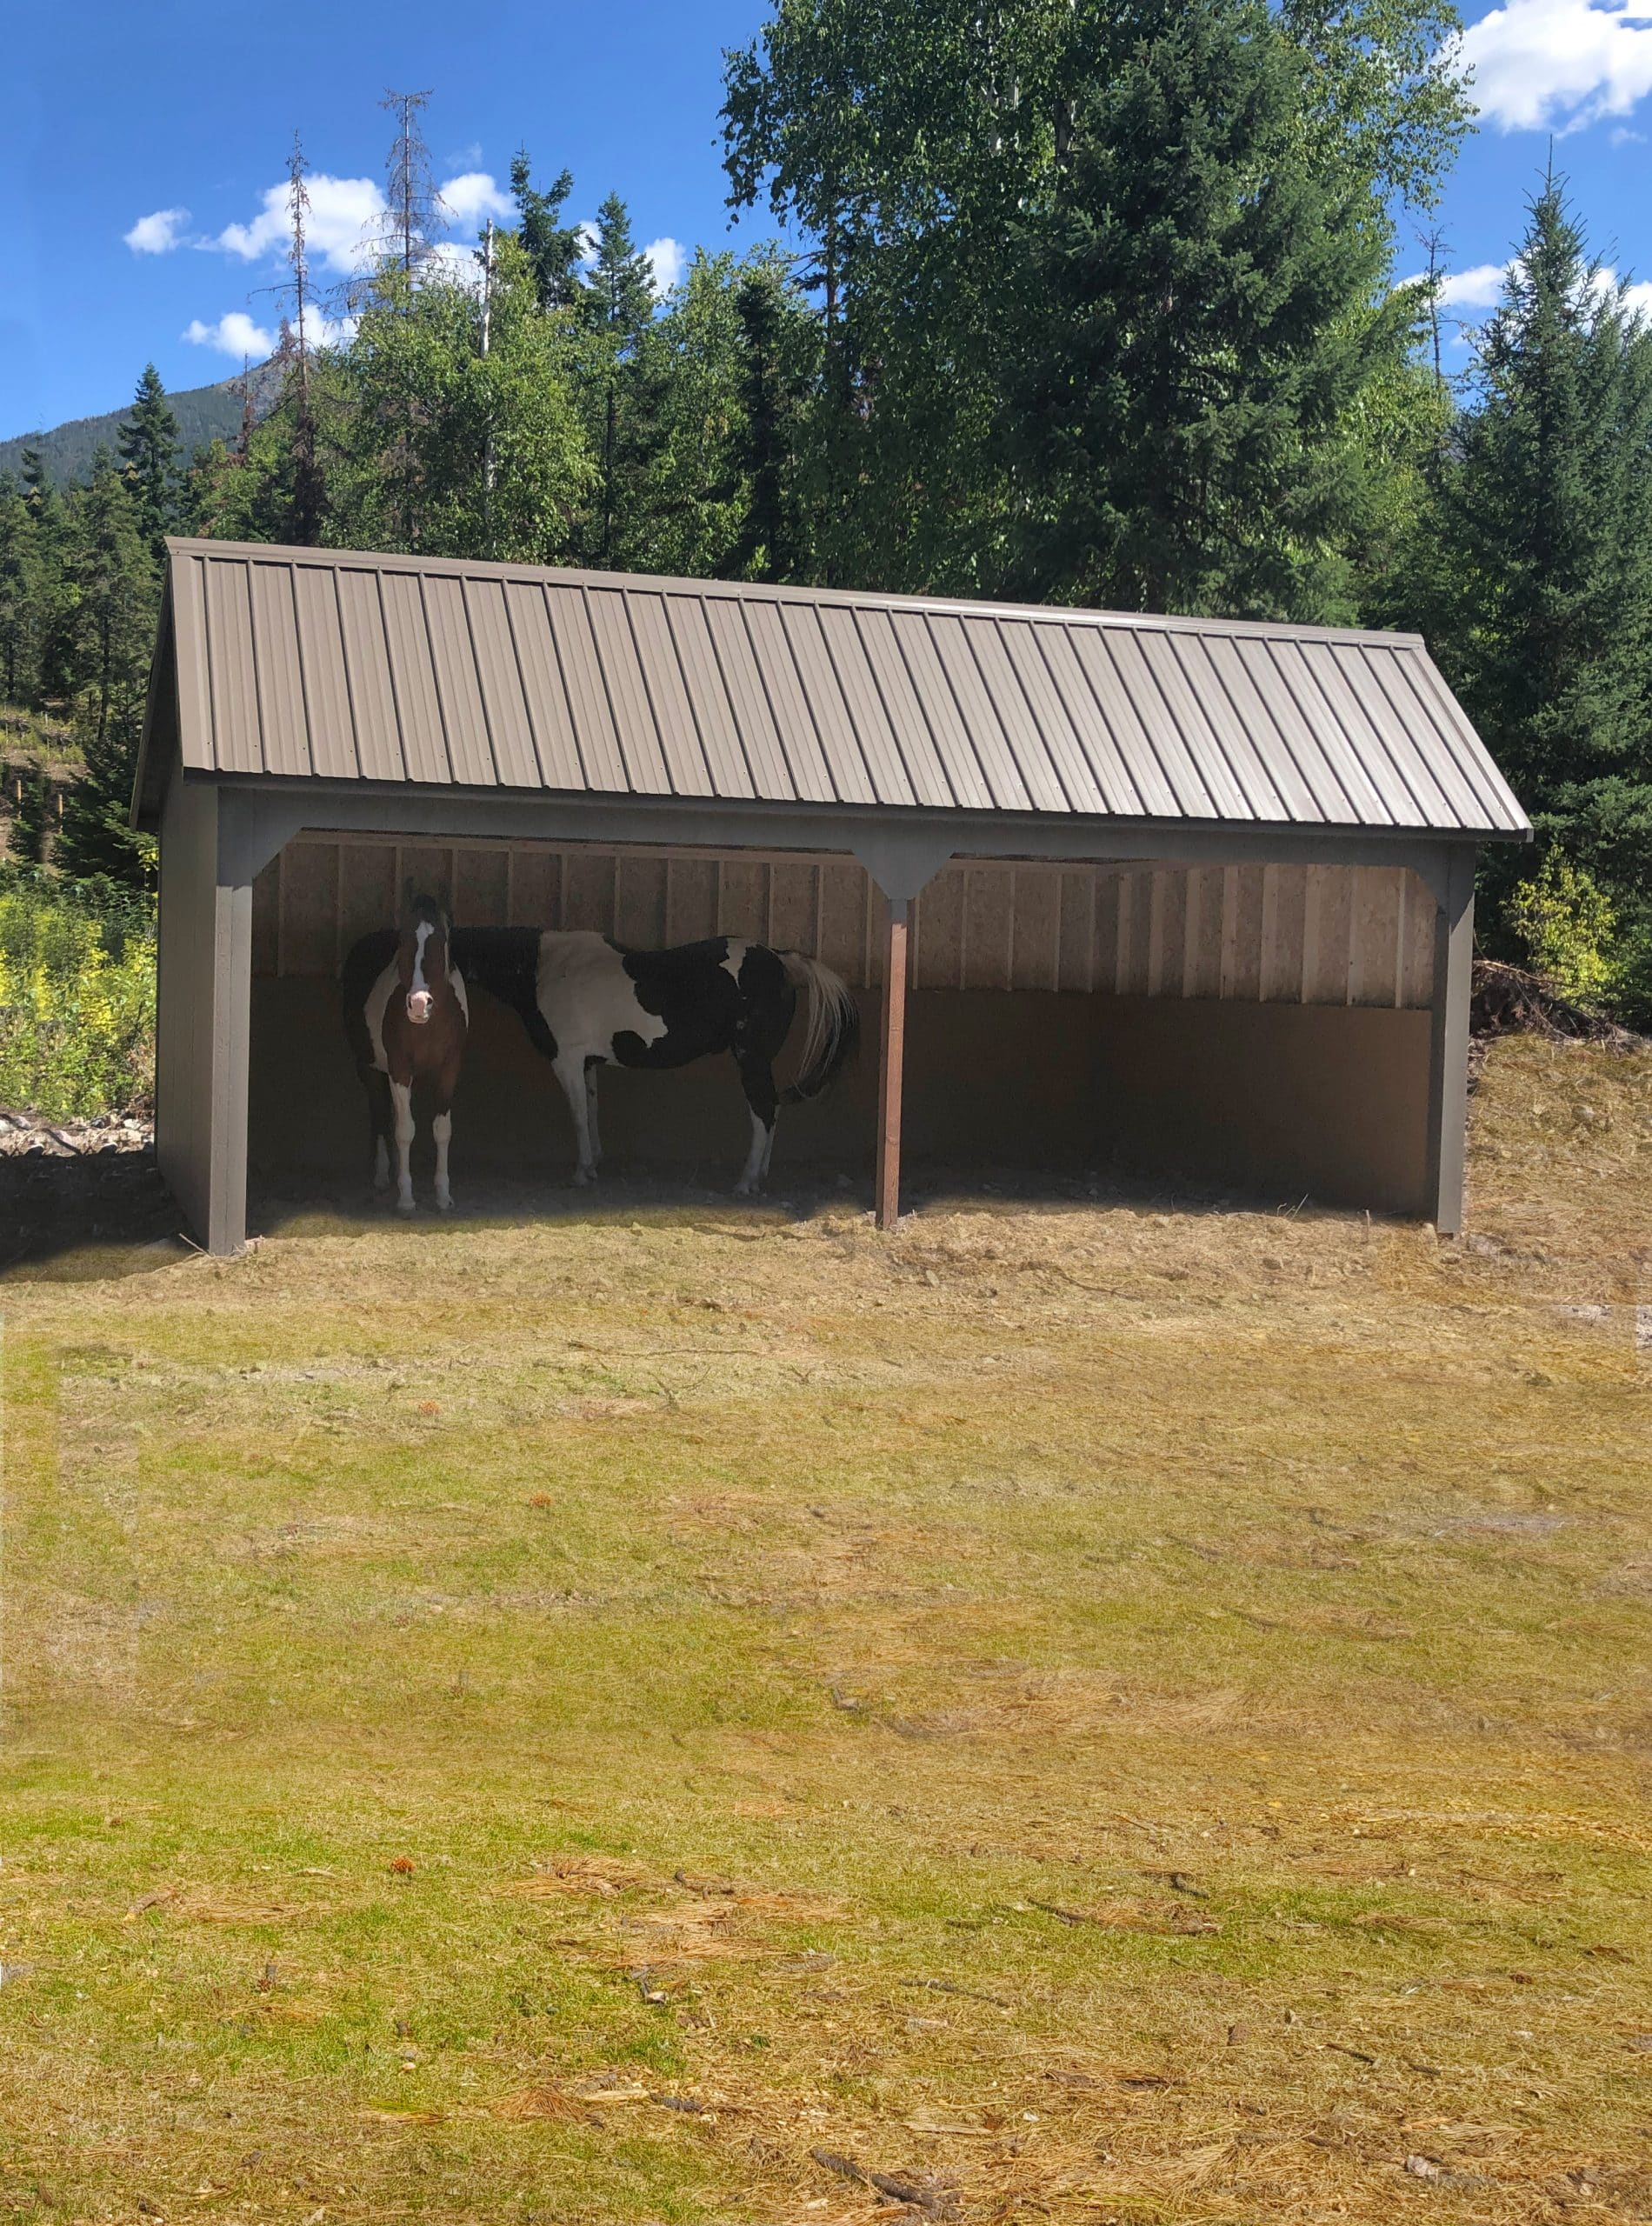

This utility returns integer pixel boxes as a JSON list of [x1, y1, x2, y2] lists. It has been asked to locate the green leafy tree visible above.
[[722, 0, 1469, 597], [330, 236, 594, 563], [117, 363, 181, 556]]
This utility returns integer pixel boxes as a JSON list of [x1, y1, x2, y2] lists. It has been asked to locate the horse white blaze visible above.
[[390, 1079, 416, 1214], [407, 921, 435, 1024]]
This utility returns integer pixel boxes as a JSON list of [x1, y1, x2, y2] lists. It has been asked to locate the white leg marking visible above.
[[390, 1080, 416, 1215], [556, 1056, 596, 1184], [761, 1117, 776, 1181], [373, 1133, 390, 1192], [585, 1066, 602, 1166], [734, 1106, 769, 1196], [432, 1111, 453, 1212]]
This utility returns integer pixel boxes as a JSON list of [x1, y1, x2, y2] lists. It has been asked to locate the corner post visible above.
[[1425, 843, 1475, 1236], [156, 785, 297, 1257], [876, 896, 910, 1230]]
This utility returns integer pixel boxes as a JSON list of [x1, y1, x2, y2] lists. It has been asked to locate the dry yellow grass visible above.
[[1, 1032, 1649, 2226]]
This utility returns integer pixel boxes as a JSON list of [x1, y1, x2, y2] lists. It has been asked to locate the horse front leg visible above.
[[734, 1052, 777, 1198], [584, 1063, 603, 1170], [390, 1076, 416, 1215], [430, 1049, 463, 1213], [555, 1055, 597, 1185]]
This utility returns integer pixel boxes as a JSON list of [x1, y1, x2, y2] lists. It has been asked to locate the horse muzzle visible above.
[[406, 990, 435, 1025]]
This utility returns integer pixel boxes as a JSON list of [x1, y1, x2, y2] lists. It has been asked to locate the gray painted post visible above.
[[1425, 843, 1476, 1236], [154, 781, 269, 1256]]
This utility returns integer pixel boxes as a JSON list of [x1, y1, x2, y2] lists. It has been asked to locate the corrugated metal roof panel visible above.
[[290, 563, 358, 783], [149, 539, 1530, 838]]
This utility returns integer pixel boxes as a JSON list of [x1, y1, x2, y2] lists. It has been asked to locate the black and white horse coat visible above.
[[451, 930, 858, 1193]]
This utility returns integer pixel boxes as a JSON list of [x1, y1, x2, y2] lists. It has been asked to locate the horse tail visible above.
[[776, 951, 860, 1103]]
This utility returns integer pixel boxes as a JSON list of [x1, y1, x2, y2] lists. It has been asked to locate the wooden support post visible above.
[[876, 896, 909, 1231], [1425, 843, 1475, 1237]]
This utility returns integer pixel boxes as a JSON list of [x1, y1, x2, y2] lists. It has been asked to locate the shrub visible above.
[[1503, 850, 1618, 1012], [0, 867, 155, 1117]]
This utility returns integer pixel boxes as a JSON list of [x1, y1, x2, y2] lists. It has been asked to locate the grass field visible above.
[[3, 1033, 1649, 2226]]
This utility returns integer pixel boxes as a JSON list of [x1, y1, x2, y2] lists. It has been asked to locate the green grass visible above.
[[2, 1035, 1649, 2225]]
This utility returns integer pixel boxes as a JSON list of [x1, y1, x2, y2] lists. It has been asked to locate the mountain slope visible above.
[[0, 366, 277, 488]]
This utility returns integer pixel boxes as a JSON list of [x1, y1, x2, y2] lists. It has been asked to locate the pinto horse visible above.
[[451, 929, 858, 1194], [342, 895, 470, 1214]]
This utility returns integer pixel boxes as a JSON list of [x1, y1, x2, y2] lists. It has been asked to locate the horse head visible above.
[[398, 892, 451, 1026]]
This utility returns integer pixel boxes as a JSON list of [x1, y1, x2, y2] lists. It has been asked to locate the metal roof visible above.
[[142, 538, 1529, 838]]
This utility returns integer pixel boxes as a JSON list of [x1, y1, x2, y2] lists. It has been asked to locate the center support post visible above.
[[876, 895, 909, 1231]]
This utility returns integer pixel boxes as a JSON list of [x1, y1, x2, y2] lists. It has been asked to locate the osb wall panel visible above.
[[253, 833, 1436, 1010]]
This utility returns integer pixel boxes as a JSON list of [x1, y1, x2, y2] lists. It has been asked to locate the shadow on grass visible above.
[[0, 1145, 1391, 1283]]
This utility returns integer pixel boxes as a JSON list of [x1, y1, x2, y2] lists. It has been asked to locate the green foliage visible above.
[[510, 149, 586, 311], [0, 376, 246, 492], [1504, 850, 1617, 1010], [117, 363, 182, 555], [1006, 0, 1410, 617], [720, 0, 1471, 599], [1389, 176, 1652, 1025], [579, 194, 663, 567], [326, 239, 595, 563], [6, 762, 50, 863], [0, 866, 155, 1116]]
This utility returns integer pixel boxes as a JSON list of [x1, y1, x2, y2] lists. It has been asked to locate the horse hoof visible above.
[[435, 1195, 454, 1214], [572, 1169, 596, 1189], [396, 1199, 416, 1217]]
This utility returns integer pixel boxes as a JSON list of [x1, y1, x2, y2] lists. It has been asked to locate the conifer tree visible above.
[[117, 363, 181, 556], [1005, 0, 1402, 618], [510, 150, 585, 310], [730, 262, 815, 583], [582, 194, 660, 566], [0, 485, 43, 703], [1402, 177, 1652, 1013], [55, 460, 157, 887]]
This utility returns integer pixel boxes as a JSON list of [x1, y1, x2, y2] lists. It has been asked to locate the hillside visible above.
[[0, 360, 283, 488]]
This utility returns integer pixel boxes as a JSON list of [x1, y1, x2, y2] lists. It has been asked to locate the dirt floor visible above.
[[0, 1032, 1649, 2226]]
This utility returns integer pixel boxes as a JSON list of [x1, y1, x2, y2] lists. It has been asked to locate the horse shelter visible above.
[[133, 538, 1529, 1255]]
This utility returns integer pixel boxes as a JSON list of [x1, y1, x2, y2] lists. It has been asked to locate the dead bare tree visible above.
[[285, 133, 326, 543]]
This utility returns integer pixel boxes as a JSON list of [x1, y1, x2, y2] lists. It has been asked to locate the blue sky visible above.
[[4, 0, 1652, 442]]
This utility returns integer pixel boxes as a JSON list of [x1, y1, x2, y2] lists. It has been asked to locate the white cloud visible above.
[[1440, 260, 1514, 307], [1402, 252, 1652, 325], [1457, 0, 1652, 132], [644, 236, 685, 295], [183, 310, 276, 358], [125, 206, 190, 254], [439, 170, 512, 228], [1396, 259, 1511, 305], [213, 174, 386, 273]]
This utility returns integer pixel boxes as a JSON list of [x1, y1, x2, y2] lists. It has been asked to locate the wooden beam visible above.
[[1425, 843, 1475, 1236], [876, 896, 909, 1231]]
